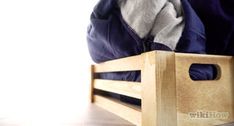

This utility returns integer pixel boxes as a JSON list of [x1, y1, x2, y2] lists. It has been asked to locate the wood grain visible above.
[[94, 79, 141, 99], [94, 54, 142, 73], [176, 53, 234, 126]]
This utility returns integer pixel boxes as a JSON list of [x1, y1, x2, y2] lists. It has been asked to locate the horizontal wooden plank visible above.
[[175, 52, 233, 63], [94, 95, 141, 126], [94, 54, 143, 72], [94, 79, 141, 99]]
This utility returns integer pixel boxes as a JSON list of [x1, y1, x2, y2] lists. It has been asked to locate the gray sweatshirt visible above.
[[118, 0, 184, 50]]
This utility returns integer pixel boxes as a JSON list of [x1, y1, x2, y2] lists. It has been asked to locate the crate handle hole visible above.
[[189, 64, 221, 81]]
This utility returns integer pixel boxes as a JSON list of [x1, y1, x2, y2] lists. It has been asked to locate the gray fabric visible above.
[[118, 0, 184, 50]]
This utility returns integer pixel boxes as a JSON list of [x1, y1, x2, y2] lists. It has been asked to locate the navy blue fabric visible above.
[[188, 0, 234, 55], [87, 0, 171, 82], [176, 0, 215, 80], [176, 0, 206, 53]]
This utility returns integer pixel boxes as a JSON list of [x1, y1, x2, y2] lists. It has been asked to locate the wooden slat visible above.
[[141, 51, 177, 126], [94, 95, 141, 126], [94, 54, 143, 72], [94, 79, 141, 99], [176, 52, 233, 60], [155, 51, 177, 126], [90, 65, 94, 103], [141, 51, 157, 126]]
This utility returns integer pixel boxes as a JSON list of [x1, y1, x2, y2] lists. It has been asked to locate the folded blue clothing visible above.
[[87, 0, 215, 81]]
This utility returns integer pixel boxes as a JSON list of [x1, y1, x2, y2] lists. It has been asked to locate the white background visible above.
[[0, 0, 98, 125]]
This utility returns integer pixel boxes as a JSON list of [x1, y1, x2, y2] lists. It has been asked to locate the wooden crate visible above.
[[90, 51, 234, 126]]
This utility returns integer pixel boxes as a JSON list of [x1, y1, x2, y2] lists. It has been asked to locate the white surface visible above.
[[0, 0, 98, 125]]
